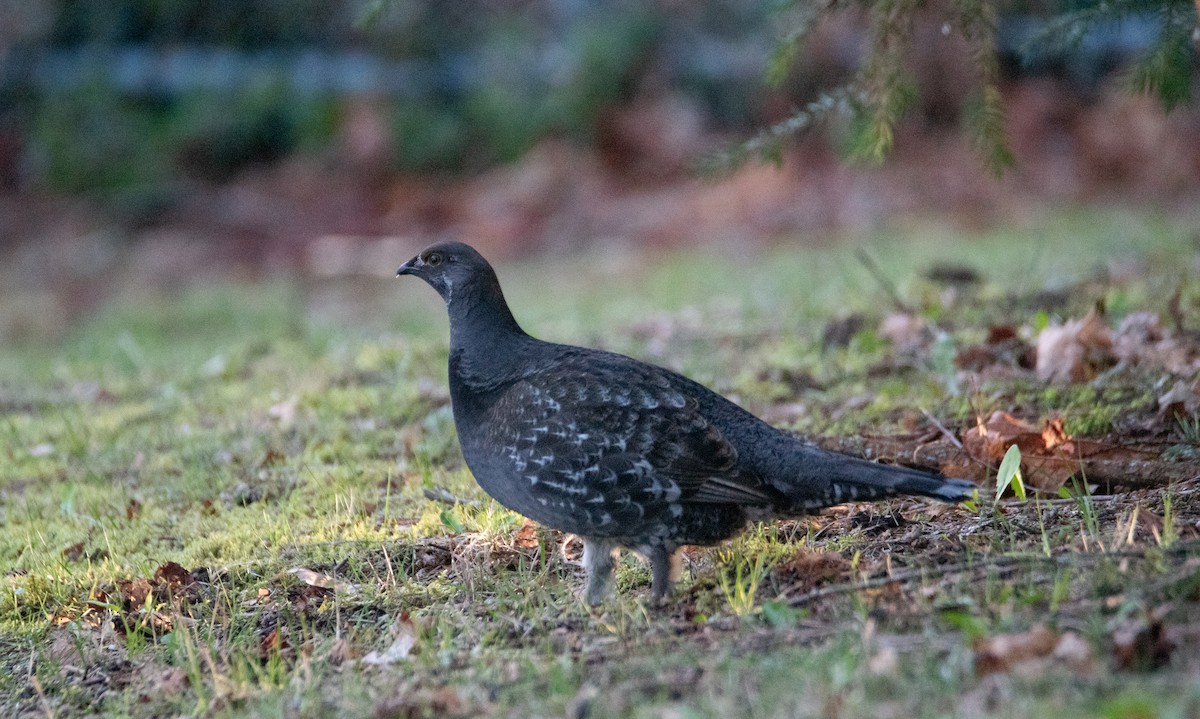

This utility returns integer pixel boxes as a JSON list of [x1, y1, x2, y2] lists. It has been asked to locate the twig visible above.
[[28, 648, 54, 719], [854, 248, 913, 314], [1167, 285, 1186, 335], [785, 554, 1057, 606], [783, 542, 1200, 607], [1004, 494, 1123, 506], [423, 486, 481, 508], [381, 544, 397, 587], [919, 407, 963, 450]]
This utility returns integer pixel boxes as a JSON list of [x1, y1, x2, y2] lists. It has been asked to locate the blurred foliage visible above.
[[48, 0, 352, 48], [721, 0, 1197, 174], [31, 82, 338, 198], [18, 0, 669, 189], [6, 0, 1197, 197]]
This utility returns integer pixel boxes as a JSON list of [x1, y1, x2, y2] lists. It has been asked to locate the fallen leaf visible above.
[[1113, 616, 1175, 671], [879, 313, 928, 353], [955, 325, 1034, 374], [986, 325, 1018, 343], [116, 577, 154, 611], [1051, 631, 1095, 674], [286, 566, 359, 596], [1035, 307, 1114, 383], [961, 411, 1082, 492], [1113, 312, 1200, 375], [361, 614, 418, 666], [153, 562, 195, 592], [774, 550, 851, 596], [288, 567, 336, 589], [974, 624, 1073, 676], [513, 519, 540, 550], [954, 344, 1000, 372], [1113, 311, 1164, 361], [261, 628, 292, 659], [1157, 379, 1200, 423], [822, 314, 866, 350], [373, 687, 463, 719]]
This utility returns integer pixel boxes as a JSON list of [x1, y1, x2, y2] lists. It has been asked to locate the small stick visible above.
[[855, 248, 912, 314], [28, 649, 55, 719], [423, 486, 481, 508], [919, 408, 963, 450]]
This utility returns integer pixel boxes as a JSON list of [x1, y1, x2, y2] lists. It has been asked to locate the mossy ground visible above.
[[2, 209, 1199, 718]]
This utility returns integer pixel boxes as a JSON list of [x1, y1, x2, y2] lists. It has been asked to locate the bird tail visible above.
[[776, 445, 977, 513]]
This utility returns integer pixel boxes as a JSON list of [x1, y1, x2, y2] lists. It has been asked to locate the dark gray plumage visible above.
[[397, 241, 976, 604]]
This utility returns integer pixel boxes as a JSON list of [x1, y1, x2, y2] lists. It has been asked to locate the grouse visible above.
[[397, 241, 976, 604]]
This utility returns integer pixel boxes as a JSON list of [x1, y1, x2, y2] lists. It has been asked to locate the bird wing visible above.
[[481, 349, 774, 534]]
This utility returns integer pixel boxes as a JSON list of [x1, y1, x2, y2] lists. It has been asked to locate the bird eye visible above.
[[426, 252, 444, 267]]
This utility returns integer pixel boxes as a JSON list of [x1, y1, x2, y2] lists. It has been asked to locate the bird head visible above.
[[396, 241, 489, 304]]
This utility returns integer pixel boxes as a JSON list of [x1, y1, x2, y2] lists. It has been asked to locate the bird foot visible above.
[[581, 538, 620, 605]]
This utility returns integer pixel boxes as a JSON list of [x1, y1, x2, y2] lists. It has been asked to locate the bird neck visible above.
[[446, 277, 532, 385]]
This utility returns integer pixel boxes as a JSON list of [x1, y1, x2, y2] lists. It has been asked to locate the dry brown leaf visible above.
[[823, 314, 866, 350], [986, 325, 1018, 343], [117, 577, 153, 610], [774, 550, 851, 596], [153, 561, 195, 592], [362, 613, 418, 666], [1113, 616, 1175, 671], [955, 325, 1035, 374], [963, 411, 1041, 462], [1052, 632, 1095, 674], [1113, 311, 1165, 361], [260, 628, 292, 659], [1035, 308, 1114, 383], [954, 344, 1000, 371], [879, 313, 928, 353], [288, 567, 336, 589], [1114, 312, 1200, 375], [286, 566, 360, 596], [62, 542, 85, 562], [513, 519, 541, 550], [1157, 379, 1200, 423], [962, 411, 1082, 492], [974, 624, 1090, 676], [374, 687, 464, 719]]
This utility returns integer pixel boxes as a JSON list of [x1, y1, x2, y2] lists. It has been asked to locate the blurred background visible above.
[[1, 0, 1198, 343]]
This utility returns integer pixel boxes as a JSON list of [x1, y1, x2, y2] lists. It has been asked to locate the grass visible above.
[[2, 208, 1200, 717]]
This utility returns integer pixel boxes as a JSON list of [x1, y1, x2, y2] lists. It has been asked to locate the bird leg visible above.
[[648, 546, 682, 602], [581, 538, 619, 605]]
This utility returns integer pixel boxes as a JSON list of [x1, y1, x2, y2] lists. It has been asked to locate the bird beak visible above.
[[396, 255, 422, 277]]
